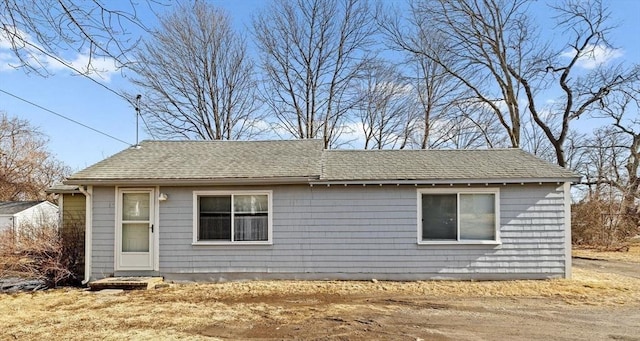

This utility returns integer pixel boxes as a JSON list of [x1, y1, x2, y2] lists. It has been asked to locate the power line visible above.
[[0, 88, 131, 145]]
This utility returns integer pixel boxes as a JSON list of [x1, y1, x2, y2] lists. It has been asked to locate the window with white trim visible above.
[[193, 191, 272, 244], [418, 188, 499, 243]]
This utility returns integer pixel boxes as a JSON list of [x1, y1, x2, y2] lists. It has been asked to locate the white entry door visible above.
[[116, 188, 155, 271]]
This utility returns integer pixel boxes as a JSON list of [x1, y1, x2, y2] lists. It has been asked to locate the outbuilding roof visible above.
[[0, 201, 49, 215], [63, 140, 580, 186]]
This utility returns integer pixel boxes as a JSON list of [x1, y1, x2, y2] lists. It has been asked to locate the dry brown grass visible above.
[[573, 239, 640, 263], [1, 267, 639, 340]]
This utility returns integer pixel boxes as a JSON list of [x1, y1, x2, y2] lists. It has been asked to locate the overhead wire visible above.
[[0, 88, 132, 145]]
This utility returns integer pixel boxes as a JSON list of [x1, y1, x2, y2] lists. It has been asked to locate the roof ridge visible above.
[[139, 139, 323, 144], [325, 148, 523, 152]]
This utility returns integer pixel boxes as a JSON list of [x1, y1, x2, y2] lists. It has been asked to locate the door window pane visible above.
[[122, 223, 149, 252], [123, 193, 150, 221], [422, 194, 457, 240]]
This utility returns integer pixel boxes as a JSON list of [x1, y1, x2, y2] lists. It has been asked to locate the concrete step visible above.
[[88, 277, 163, 291]]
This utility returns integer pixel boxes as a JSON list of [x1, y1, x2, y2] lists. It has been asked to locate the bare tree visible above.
[[129, 2, 261, 140], [571, 125, 639, 248], [253, 0, 376, 148], [570, 86, 640, 247], [523, 0, 638, 167], [0, 113, 70, 201], [425, 100, 508, 149], [0, 1, 159, 78], [520, 114, 557, 162], [379, 3, 472, 149], [380, 0, 531, 149], [598, 90, 640, 212], [381, 0, 638, 167], [405, 55, 458, 149], [355, 60, 412, 149]]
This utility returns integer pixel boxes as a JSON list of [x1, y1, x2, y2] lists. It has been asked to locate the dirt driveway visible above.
[[573, 257, 640, 279], [200, 257, 640, 341], [204, 292, 640, 341], [1, 256, 639, 340], [191, 254, 640, 341]]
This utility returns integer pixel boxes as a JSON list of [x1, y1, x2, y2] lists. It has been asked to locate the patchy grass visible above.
[[1, 267, 639, 340]]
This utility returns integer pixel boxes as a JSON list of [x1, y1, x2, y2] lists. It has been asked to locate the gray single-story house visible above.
[[59, 140, 580, 283]]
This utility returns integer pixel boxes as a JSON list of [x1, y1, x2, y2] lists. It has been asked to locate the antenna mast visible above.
[[135, 94, 141, 146]]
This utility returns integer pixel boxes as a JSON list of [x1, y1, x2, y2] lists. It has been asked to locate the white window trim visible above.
[[417, 187, 501, 245], [192, 190, 273, 245]]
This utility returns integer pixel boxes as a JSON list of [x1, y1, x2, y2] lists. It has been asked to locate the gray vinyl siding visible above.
[[89, 183, 569, 280], [91, 186, 116, 278]]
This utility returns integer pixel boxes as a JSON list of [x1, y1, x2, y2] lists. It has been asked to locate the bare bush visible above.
[[0, 221, 82, 288], [572, 197, 639, 250], [60, 219, 85, 285]]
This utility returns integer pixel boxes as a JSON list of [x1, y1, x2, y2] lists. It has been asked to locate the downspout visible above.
[[78, 185, 93, 285], [563, 182, 572, 279]]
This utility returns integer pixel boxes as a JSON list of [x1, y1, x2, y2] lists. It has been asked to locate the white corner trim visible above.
[[155, 186, 160, 272], [81, 186, 93, 284], [563, 182, 572, 279]]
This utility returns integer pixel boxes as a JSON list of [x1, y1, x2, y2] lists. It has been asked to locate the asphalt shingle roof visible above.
[[320, 149, 578, 181], [64, 140, 579, 185], [67, 140, 324, 182]]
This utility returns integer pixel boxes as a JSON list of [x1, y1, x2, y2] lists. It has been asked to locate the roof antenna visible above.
[[135, 94, 141, 148]]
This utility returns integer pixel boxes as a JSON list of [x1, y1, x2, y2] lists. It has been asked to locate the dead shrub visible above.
[[572, 198, 640, 250], [60, 220, 85, 285], [0, 220, 82, 287]]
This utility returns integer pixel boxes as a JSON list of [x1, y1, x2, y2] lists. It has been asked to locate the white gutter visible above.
[[77, 185, 93, 285], [64, 176, 318, 187], [64, 176, 582, 187], [309, 177, 582, 186]]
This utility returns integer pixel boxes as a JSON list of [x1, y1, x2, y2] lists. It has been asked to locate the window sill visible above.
[[417, 240, 501, 246], [192, 241, 273, 246]]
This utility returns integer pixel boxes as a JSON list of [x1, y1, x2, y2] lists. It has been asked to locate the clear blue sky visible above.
[[0, 0, 638, 172]]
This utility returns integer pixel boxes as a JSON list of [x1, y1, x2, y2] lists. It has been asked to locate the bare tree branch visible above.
[[0, 113, 70, 200], [253, 0, 375, 148], [0, 0, 163, 75], [128, 2, 262, 140]]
